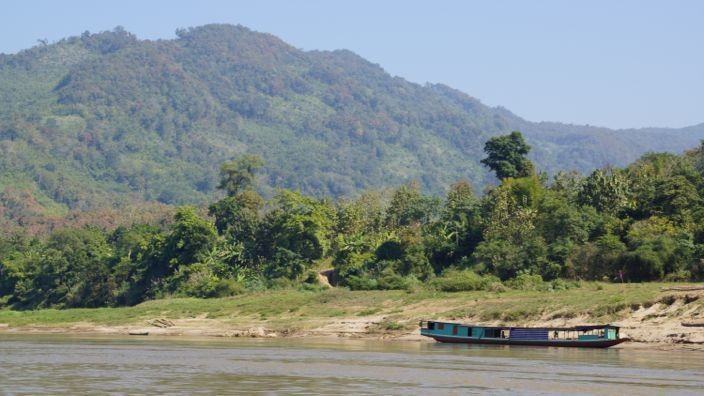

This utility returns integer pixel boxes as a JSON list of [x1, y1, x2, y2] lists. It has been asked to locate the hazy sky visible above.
[[1, 0, 702, 129]]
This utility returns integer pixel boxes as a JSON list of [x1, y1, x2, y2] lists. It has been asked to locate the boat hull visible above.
[[425, 334, 628, 348]]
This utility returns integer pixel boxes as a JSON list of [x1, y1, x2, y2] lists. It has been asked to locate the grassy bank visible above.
[[1, 282, 702, 343]]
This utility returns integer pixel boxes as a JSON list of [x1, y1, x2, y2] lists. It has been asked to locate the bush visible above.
[[377, 273, 419, 290], [346, 273, 419, 291], [298, 283, 326, 292], [619, 248, 664, 281], [263, 248, 308, 280], [382, 321, 405, 330], [267, 277, 298, 289], [663, 270, 692, 282], [182, 272, 245, 298], [550, 278, 580, 291], [429, 269, 499, 292], [375, 240, 404, 261], [347, 275, 378, 290], [303, 270, 320, 284], [505, 273, 549, 291]]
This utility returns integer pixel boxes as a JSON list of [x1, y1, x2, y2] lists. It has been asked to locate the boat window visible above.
[[485, 329, 501, 338], [452, 325, 458, 335], [467, 327, 473, 337], [438, 323, 444, 330], [428, 322, 435, 330]]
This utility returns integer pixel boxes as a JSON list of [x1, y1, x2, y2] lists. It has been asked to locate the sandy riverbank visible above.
[[1, 320, 702, 352], [1, 284, 703, 351]]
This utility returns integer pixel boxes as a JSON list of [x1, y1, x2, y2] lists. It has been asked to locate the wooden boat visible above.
[[420, 321, 628, 348]]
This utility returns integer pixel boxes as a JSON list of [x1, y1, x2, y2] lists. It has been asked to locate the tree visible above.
[[472, 181, 552, 279], [209, 190, 263, 238], [8, 228, 114, 309], [109, 224, 165, 306], [258, 190, 336, 279], [568, 234, 626, 280], [218, 155, 264, 197], [577, 168, 630, 213], [385, 181, 440, 228], [163, 207, 218, 268], [425, 181, 482, 272], [625, 216, 694, 279], [481, 131, 534, 180]]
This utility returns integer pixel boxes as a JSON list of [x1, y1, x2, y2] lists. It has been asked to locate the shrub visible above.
[[267, 277, 297, 289], [505, 273, 549, 291], [375, 240, 404, 261], [377, 273, 418, 290], [298, 283, 326, 292], [263, 248, 308, 280], [347, 275, 378, 290], [663, 270, 692, 282], [619, 247, 664, 281], [429, 269, 499, 292], [183, 273, 245, 298], [550, 278, 580, 291], [382, 321, 405, 330], [303, 270, 320, 284]]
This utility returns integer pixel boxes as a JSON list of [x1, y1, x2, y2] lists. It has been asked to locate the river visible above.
[[0, 334, 702, 395]]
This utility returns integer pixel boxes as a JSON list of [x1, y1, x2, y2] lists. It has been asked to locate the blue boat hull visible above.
[[424, 334, 628, 348]]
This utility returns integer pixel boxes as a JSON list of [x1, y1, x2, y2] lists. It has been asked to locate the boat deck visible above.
[[420, 321, 627, 348]]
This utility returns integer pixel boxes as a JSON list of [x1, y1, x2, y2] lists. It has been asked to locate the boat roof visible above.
[[426, 320, 620, 330]]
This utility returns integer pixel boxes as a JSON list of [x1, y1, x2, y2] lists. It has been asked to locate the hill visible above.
[[1, 24, 703, 230]]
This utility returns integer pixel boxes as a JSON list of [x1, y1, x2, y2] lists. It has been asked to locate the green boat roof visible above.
[[424, 320, 620, 331]]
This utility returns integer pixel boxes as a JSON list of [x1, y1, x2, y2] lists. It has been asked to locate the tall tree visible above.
[[577, 168, 630, 213], [218, 155, 264, 197], [481, 131, 534, 180]]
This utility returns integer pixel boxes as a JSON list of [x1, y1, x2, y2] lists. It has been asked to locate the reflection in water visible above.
[[0, 335, 702, 395]]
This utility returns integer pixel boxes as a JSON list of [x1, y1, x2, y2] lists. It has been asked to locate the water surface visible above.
[[0, 334, 702, 395]]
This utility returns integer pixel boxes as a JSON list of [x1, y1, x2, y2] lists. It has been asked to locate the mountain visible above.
[[1, 24, 703, 230]]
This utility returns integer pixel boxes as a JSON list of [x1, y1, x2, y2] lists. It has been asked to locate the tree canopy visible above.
[[3, 139, 704, 310], [481, 131, 534, 179]]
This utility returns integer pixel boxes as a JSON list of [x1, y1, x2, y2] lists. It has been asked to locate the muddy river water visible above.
[[0, 334, 702, 394]]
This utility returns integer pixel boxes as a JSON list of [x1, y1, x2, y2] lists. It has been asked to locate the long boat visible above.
[[420, 320, 628, 348]]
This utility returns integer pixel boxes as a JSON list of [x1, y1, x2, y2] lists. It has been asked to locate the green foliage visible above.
[[208, 192, 262, 240], [578, 168, 630, 213], [5, 129, 704, 311], [217, 155, 264, 197], [505, 274, 548, 291], [429, 269, 499, 292], [568, 234, 626, 281], [385, 182, 441, 228], [6, 228, 114, 308], [481, 131, 534, 179], [176, 263, 246, 298], [260, 190, 336, 262], [163, 207, 218, 267], [4, 24, 704, 236]]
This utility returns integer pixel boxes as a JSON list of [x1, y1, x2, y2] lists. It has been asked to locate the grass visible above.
[[0, 282, 699, 331]]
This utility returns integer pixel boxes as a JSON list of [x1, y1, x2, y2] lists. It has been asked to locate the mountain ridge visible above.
[[1, 24, 703, 231]]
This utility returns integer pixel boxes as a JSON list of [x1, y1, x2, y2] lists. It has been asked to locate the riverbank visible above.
[[1, 283, 703, 350]]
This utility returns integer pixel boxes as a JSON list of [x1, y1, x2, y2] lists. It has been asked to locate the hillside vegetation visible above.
[[2, 24, 704, 233], [3, 132, 704, 312]]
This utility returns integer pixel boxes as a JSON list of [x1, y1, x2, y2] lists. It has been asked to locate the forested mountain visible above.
[[1, 24, 703, 232]]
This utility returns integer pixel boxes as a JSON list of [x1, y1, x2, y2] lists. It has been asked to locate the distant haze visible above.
[[1, 0, 702, 130]]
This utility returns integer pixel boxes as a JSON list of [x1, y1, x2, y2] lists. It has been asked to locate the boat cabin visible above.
[[420, 321, 624, 348]]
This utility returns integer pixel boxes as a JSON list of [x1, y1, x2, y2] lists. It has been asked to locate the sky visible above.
[[1, 0, 702, 129]]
